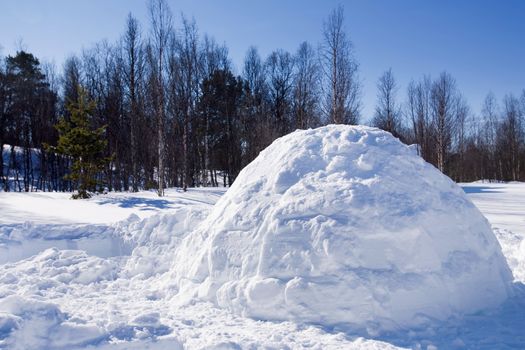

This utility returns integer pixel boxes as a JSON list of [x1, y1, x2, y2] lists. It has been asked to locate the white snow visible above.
[[0, 126, 524, 349], [461, 182, 525, 283], [0, 188, 224, 225], [172, 125, 512, 331], [0, 188, 223, 264]]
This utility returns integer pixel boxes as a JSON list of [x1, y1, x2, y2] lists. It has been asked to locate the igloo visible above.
[[173, 125, 512, 331]]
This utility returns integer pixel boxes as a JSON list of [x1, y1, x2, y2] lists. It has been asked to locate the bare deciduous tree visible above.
[[320, 5, 361, 124], [497, 94, 523, 180], [453, 94, 470, 181], [406, 76, 432, 160], [265, 49, 294, 136], [199, 35, 230, 186], [122, 13, 144, 192], [431, 72, 458, 172], [293, 41, 320, 129], [478, 93, 499, 179], [242, 46, 270, 159], [0, 57, 7, 190], [372, 68, 401, 137], [178, 15, 200, 191], [149, 0, 172, 196]]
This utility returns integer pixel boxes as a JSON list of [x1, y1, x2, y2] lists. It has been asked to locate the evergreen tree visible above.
[[52, 87, 109, 199], [2, 51, 58, 192], [198, 69, 245, 185]]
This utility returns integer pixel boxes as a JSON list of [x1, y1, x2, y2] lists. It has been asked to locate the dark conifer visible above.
[[51, 87, 110, 199]]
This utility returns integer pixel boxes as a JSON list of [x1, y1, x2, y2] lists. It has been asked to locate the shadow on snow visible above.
[[94, 197, 173, 211], [462, 186, 503, 194], [337, 282, 525, 349]]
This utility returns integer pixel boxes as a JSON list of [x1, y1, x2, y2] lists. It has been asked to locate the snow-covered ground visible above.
[[0, 188, 224, 264], [462, 182, 525, 283], [0, 188, 225, 225], [0, 182, 524, 349]]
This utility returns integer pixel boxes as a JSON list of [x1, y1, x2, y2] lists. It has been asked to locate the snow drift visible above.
[[172, 125, 513, 330]]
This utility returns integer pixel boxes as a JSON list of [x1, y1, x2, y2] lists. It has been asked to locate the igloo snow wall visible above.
[[172, 125, 513, 330]]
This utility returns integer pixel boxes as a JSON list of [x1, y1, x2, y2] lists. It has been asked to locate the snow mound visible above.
[[120, 209, 210, 278], [173, 125, 513, 330]]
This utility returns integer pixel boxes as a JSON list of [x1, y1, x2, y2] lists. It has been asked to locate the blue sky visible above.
[[1, 0, 524, 121]]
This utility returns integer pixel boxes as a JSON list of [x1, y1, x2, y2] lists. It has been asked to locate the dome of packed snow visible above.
[[172, 125, 513, 331]]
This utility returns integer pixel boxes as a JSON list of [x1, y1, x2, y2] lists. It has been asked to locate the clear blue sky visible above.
[[1, 0, 524, 121]]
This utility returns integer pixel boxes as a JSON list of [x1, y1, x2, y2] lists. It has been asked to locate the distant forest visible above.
[[1, 1, 525, 195]]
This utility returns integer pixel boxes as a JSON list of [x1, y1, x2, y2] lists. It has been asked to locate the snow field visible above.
[[462, 182, 525, 283]]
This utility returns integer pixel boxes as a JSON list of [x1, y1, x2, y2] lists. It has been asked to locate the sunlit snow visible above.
[[0, 126, 524, 349]]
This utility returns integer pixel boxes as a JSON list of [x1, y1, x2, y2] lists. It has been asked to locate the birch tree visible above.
[[372, 68, 401, 137], [148, 0, 172, 196], [430, 72, 458, 173], [122, 13, 144, 192], [320, 5, 361, 124], [293, 41, 320, 129]]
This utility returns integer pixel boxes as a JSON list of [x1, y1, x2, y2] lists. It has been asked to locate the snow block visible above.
[[173, 125, 513, 330]]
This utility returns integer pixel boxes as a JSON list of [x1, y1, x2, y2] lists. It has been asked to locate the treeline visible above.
[[0, 2, 524, 194], [374, 69, 525, 182]]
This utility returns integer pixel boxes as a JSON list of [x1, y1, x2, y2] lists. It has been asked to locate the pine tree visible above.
[[52, 87, 109, 199]]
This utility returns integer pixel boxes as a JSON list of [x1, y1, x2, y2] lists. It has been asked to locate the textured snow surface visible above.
[[173, 125, 513, 330], [1, 126, 525, 349], [0, 188, 402, 349]]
